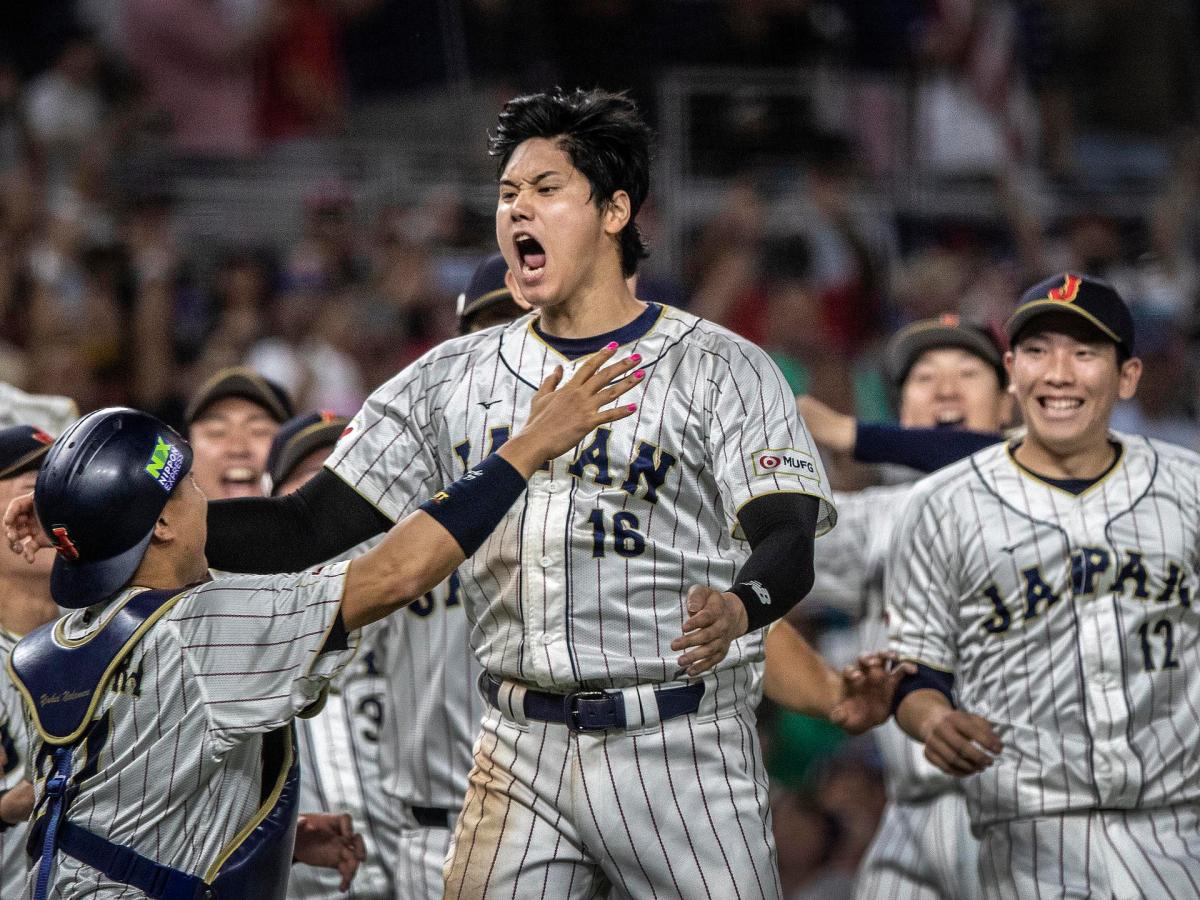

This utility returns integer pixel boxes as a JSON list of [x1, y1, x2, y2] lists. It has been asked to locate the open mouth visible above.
[[220, 466, 259, 496], [1038, 397, 1083, 412], [515, 234, 547, 275], [934, 412, 966, 429]]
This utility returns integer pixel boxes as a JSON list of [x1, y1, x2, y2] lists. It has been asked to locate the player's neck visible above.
[[1013, 435, 1117, 481], [131, 547, 210, 594], [0, 580, 58, 637], [537, 280, 644, 340]]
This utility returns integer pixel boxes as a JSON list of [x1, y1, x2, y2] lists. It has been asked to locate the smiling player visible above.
[[889, 274, 1200, 899]]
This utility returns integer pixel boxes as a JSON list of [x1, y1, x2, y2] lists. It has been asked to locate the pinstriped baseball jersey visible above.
[[372, 575, 482, 811], [888, 434, 1200, 829], [287, 622, 398, 900], [327, 306, 835, 692], [813, 485, 958, 802], [0, 628, 30, 897], [20, 567, 357, 898]]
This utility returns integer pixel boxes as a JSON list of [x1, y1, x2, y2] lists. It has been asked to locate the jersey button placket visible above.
[[531, 462, 574, 682]]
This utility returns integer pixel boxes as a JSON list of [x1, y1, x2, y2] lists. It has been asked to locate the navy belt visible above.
[[484, 675, 704, 732], [411, 807, 450, 828]]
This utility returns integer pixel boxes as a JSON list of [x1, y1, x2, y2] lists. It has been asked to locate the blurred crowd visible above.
[[2, 1, 1200, 897]]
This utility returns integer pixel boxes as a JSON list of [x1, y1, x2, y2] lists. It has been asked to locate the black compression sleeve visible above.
[[727, 493, 819, 632], [205, 468, 393, 574]]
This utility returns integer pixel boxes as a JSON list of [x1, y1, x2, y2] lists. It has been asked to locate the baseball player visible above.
[[0, 426, 59, 896], [349, 88, 834, 899], [764, 315, 1013, 900], [890, 274, 1200, 899], [187, 366, 294, 500], [2, 345, 641, 898], [267, 411, 400, 900], [191, 88, 834, 898]]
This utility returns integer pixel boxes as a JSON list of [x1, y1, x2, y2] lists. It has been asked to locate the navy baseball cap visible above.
[[264, 410, 349, 495], [1006, 273, 1135, 357], [886, 314, 1007, 388], [35, 408, 193, 609], [185, 367, 294, 426], [0, 425, 54, 479], [456, 253, 524, 334]]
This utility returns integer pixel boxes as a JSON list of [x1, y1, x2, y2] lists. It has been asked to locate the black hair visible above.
[[489, 88, 652, 277]]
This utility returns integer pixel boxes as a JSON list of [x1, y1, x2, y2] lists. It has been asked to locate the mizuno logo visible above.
[[478, 399, 501, 410]]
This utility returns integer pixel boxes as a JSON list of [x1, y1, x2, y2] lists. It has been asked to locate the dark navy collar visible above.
[[1010, 441, 1121, 495], [533, 304, 661, 360]]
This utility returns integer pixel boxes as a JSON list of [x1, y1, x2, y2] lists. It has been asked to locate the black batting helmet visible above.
[[35, 408, 193, 609]]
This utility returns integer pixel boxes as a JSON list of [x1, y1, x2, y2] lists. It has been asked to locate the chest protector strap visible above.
[[11, 587, 301, 900]]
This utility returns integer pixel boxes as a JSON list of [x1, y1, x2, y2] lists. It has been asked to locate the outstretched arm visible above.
[[764, 620, 912, 734]]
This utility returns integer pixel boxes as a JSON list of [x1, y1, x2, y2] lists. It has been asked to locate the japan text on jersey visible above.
[[888, 436, 1200, 828], [328, 307, 836, 692]]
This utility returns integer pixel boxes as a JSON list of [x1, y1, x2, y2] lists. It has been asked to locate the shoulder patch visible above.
[[751, 448, 821, 482]]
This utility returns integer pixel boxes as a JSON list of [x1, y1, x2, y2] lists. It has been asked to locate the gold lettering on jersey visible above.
[[978, 549, 1193, 637], [460, 425, 679, 503], [40, 690, 89, 705], [110, 656, 143, 699], [1022, 567, 1060, 622]]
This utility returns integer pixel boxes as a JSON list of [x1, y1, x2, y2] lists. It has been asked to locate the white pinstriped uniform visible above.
[[0, 629, 31, 897], [18, 568, 357, 898], [327, 306, 835, 899], [287, 622, 399, 900], [888, 435, 1200, 899], [370, 576, 483, 900], [810, 485, 981, 900]]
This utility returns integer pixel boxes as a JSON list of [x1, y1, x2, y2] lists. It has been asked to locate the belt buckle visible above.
[[565, 690, 618, 733]]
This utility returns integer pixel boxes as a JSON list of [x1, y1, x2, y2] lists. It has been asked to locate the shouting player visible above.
[[765, 315, 1012, 900], [175, 88, 834, 898], [370, 88, 836, 899], [890, 274, 1200, 898], [3, 345, 641, 898]]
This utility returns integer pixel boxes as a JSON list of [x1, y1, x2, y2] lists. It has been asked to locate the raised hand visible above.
[[4, 492, 48, 563], [503, 343, 644, 475]]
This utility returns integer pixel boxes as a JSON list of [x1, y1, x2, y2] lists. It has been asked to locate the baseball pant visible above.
[[854, 791, 982, 900], [978, 805, 1200, 899], [392, 806, 457, 900], [443, 695, 780, 899]]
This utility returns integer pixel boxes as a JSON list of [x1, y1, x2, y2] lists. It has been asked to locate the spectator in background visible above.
[[123, 0, 278, 155], [245, 275, 366, 415], [0, 59, 30, 176], [24, 28, 104, 188], [187, 248, 274, 377], [1111, 311, 1200, 450], [1035, 0, 1200, 184], [287, 177, 365, 288], [258, 0, 347, 145]]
